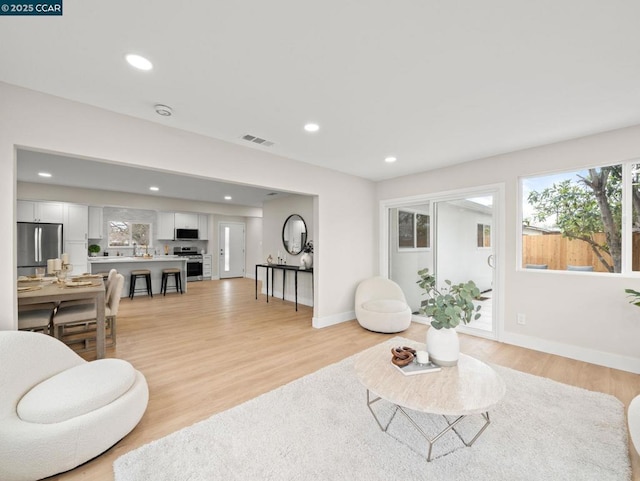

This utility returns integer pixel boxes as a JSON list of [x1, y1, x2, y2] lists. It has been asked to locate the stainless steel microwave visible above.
[[175, 228, 199, 240]]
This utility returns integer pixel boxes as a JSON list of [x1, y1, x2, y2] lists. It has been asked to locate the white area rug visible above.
[[114, 340, 631, 481]]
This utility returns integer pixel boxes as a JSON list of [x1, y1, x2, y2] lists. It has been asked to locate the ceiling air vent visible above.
[[241, 134, 274, 147]]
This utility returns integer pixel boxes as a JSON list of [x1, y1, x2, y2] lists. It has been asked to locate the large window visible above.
[[521, 162, 640, 273], [108, 221, 152, 248]]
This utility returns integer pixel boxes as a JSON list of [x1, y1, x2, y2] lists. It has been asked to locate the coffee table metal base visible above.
[[366, 390, 492, 462]]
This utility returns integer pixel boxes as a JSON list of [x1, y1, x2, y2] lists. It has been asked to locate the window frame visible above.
[[477, 223, 491, 248], [519, 159, 639, 275], [397, 209, 431, 251], [108, 220, 153, 248]]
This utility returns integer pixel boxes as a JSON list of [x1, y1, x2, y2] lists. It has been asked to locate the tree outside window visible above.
[[521, 163, 640, 273]]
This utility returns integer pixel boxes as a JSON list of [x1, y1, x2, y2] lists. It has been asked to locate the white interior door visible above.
[[218, 222, 245, 278]]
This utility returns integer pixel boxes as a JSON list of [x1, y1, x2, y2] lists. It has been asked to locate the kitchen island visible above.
[[88, 256, 187, 296]]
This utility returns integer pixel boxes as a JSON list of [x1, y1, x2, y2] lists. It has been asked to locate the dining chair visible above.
[[18, 303, 57, 335], [53, 273, 124, 351]]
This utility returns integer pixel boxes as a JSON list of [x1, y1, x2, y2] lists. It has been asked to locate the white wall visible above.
[[436, 202, 493, 293], [377, 125, 640, 373], [245, 217, 263, 281], [2, 82, 376, 330]]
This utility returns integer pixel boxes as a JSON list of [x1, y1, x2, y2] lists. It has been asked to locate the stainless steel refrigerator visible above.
[[17, 222, 63, 277]]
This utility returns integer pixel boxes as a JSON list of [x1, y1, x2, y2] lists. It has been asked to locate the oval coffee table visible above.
[[354, 340, 505, 461]]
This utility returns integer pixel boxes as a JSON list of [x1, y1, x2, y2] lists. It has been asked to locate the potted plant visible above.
[[300, 240, 313, 269], [88, 244, 101, 257], [417, 268, 482, 366]]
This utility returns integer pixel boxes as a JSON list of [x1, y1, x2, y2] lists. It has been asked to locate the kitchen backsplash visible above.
[[89, 207, 209, 256]]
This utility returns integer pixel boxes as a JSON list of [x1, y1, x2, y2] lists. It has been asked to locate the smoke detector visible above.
[[154, 104, 173, 117]]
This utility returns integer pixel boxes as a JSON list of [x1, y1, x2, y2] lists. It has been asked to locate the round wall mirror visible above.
[[282, 214, 307, 255]]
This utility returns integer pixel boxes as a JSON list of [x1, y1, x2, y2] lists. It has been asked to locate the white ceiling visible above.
[[3, 0, 640, 188], [16, 149, 291, 207]]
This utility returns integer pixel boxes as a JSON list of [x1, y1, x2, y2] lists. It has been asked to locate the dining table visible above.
[[17, 277, 106, 359]]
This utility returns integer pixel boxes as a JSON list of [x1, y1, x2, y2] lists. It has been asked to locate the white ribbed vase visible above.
[[300, 253, 313, 269], [426, 327, 460, 367]]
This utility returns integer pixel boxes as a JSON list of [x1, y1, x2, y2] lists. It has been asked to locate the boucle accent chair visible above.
[[355, 276, 412, 333], [0, 330, 149, 481]]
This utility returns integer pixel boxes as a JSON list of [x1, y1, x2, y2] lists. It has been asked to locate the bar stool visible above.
[[161, 268, 183, 296], [129, 269, 153, 299]]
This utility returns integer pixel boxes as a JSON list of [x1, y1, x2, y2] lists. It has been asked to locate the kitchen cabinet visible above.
[[17, 200, 64, 223], [64, 204, 88, 241], [157, 212, 175, 239], [88, 206, 103, 239], [174, 213, 199, 229], [203, 254, 213, 279], [198, 214, 209, 240], [64, 240, 88, 276]]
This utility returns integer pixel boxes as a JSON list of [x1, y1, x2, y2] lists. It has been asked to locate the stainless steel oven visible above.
[[186, 258, 203, 281], [174, 247, 203, 282]]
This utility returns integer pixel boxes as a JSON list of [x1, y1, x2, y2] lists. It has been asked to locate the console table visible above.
[[255, 264, 313, 311]]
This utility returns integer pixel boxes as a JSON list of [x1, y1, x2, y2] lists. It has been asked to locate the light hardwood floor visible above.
[[46, 278, 640, 480]]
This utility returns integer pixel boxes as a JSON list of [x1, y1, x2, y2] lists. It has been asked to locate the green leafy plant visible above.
[[417, 268, 482, 330], [88, 244, 101, 254], [625, 288, 640, 307]]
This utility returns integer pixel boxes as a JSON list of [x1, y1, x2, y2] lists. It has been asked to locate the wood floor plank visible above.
[[44, 278, 639, 480]]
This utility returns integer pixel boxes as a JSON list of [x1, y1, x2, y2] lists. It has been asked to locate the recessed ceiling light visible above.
[[125, 54, 153, 71], [304, 123, 320, 133], [38, 172, 52, 178], [149, 186, 159, 191], [224, 196, 232, 200], [385, 156, 397, 163]]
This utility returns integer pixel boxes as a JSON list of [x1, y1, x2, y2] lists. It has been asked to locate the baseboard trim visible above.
[[502, 332, 640, 374], [313, 311, 356, 329]]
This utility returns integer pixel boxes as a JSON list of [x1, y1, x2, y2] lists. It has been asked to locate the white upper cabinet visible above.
[[88, 206, 103, 239], [17, 200, 64, 223], [157, 212, 175, 240], [64, 204, 88, 241], [198, 214, 209, 240], [174, 213, 199, 229]]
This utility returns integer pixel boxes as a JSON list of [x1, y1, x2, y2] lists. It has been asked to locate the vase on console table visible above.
[[300, 253, 313, 269]]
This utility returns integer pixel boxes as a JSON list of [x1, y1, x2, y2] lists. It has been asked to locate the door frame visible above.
[[379, 183, 505, 341]]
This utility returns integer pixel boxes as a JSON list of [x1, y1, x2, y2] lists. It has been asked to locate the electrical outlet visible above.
[[517, 313, 526, 325]]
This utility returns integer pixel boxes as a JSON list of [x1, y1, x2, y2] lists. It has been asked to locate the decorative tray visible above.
[[394, 359, 442, 376]]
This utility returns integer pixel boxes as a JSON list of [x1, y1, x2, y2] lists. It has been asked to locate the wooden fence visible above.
[[522, 232, 640, 272]]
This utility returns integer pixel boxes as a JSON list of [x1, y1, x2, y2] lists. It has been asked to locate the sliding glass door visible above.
[[433, 195, 495, 336], [386, 186, 501, 340]]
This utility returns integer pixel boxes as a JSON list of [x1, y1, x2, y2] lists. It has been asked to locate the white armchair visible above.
[[0, 330, 148, 481], [355, 277, 412, 333]]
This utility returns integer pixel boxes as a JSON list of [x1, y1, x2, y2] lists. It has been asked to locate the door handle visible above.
[[487, 254, 495, 268]]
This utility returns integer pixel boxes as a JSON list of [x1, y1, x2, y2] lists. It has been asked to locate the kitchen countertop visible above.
[[88, 256, 184, 263]]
